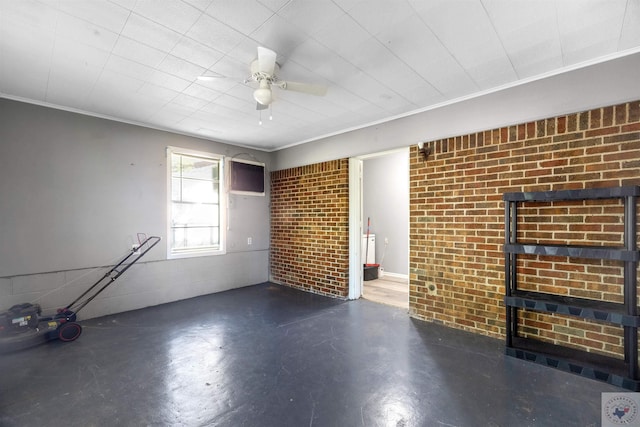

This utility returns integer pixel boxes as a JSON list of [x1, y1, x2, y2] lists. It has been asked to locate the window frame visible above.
[[166, 146, 226, 259]]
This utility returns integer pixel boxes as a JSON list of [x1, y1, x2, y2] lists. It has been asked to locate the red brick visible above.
[[409, 100, 639, 357]]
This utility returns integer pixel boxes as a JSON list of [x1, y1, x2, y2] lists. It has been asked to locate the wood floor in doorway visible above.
[[363, 275, 408, 310]]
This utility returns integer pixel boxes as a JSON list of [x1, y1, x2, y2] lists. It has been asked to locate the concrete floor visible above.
[[0, 282, 619, 426]]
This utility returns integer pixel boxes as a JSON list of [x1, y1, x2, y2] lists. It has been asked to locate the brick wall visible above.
[[270, 159, 350, 298], [410, 100, 640, 358]]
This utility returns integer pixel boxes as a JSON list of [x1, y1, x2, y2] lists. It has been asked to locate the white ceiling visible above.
[[1, 0, 639, 152]]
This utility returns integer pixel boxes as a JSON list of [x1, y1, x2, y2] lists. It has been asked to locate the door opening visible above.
[[348, 149, 409, 309]]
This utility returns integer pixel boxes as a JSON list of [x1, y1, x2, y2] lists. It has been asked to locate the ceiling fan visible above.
[[199, 47, 328, 111]]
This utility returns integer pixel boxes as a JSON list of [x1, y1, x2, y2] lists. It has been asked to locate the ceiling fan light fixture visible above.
[[254, 88, 272, 105], [253, 80, 272, 106]]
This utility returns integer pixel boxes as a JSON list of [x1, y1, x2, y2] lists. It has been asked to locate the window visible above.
[[167, 147, 225, 258]]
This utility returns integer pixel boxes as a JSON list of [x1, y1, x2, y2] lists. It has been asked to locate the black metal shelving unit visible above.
[[503, 185, 640, 390]]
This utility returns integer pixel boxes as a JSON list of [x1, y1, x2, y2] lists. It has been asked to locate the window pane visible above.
[[170, 226, 219, 250], [180, 157, 218, 180], [171, 153, 182, 177], [190, 204, 218, 226], [186, 227, 218, 247], [181, 178, 218, 203], [171, 177, 181, 201], [171, 202, 218, 227], [171, 227, 186, 249]]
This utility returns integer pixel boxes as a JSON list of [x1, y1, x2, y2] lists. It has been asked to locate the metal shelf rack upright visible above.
[[503, 186, 640, 390]]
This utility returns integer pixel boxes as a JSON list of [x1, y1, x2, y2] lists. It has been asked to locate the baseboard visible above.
[[380, 271, 408, 281]]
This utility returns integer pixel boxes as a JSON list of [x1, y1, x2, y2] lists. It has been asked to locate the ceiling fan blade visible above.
[[197, 71, 227, 81], [257, 46, 277, 75], [256, 102, 268, 111], [280, 81, 327, 96]]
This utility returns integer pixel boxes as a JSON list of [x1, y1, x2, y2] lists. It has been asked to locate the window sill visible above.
[[168, 248, 226, 259]]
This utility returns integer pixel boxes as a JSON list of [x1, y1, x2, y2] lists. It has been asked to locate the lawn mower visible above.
[[0, 235, 161, 352]]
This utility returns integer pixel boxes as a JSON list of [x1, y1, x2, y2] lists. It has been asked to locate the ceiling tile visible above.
[[171, 93, 210, 110], [133, 0, 203, 34], [205, 0, 274, 35], [257, 0, 291, 13], [375, 14, 475, 98], [1, 0, 59, 32], [225, 38, 266, 68], [193, 103, 244, 122], [186, 14, 245, 54], [557, 0, 627, 65], [182, 0, 214, 12], [276, 1, 345, 37], [120, 13, 182, 53], [322, 87, 373, 112], [270, 59, 324, 89], [50, 45, 104, 82], [45, 74, 95, 109], [87, 69, 145, 114], [206, 55, 250, 83], [111, 36, 167, 68], [147, 105, 193, 127], [114, 95, 164, 122], [147, 70, 191, 92], [312, 13, 370, 59], [56, 0, 130, 33], [339, 0, 416, 36], [92, 69, 145, 96], [468, 55, 518, 89], [286, 39, 342, 82], [220, 82, 256, 104], [195, 75, 241, 94], [182, 82, 223, 102], [0, 17, 55, 64], [170, 37, 224, 69], [104, 55, 155, 81], [339, 68, 405, 109], [247, 13, 308, 58], [345, 38, 439, 106], [137, 82, 180, 103], [108, 0, 137, 10], [506, 41, 563, 79], [212, 93, 255, 112], [55, 13, 119, 52], [620, 0, 640, 50], [0, 55, 49, 100], [483, 0, 562, 79], [157, 55, 206, 82], [161, 102, 201, 118], [413, 0, 516, 88]]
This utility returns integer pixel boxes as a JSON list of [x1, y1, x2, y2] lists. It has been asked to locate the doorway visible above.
[[348, 149, 409, 309]]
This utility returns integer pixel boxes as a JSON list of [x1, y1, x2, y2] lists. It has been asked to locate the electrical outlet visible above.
[[247, 237, 252, 245], [384, 237, 389, 244]]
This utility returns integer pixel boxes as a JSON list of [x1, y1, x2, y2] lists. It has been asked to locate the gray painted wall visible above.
[[363, 150, 409, 276], [0, 99, 271, 319]]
